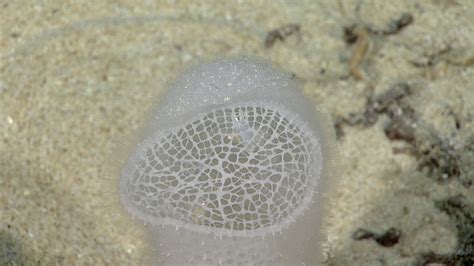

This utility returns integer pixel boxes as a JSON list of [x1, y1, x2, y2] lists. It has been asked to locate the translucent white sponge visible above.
[[119, 57, 333, 265]]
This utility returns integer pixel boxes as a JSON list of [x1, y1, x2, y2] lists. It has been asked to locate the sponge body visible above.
[[118, 57, 335, 265]]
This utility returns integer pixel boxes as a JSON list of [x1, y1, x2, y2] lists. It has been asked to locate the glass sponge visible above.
[[118, 57, 335, 265]]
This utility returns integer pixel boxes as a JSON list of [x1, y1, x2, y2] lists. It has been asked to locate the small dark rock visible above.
[[353, 227, 402, 247]]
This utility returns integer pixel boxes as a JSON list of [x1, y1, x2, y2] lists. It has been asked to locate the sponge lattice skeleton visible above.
[[118, 57, 334, 265]]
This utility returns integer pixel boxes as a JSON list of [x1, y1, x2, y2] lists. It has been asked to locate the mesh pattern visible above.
[[121, 101, 322, 237]]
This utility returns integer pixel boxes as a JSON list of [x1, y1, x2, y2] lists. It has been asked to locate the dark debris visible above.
[[343, 25, 358, 45], [353, 227, 402, 247], [265, 23, 300, 48], [342, 13, 413, 44], [334, 82, 473, 188], [410, 46, 452, 68], [415, 195, 474, 265], [342, 12, 414, 81], [367, 13, 414, 36], [384, 116, 416, 143], [416, 134, 462, 184], [334, 82, 415, 139], [413, 133, 473, 187]]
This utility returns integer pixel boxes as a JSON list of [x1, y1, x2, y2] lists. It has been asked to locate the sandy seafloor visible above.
[[1, 1, 473, 265]]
